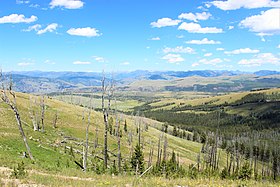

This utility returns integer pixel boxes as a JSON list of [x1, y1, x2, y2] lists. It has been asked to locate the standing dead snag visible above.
[[0, 71, 34, 160], [40, 96, 45, 133], [29, 96, 38, 131], [101, 72, 114, 169], [53, 110, 58, 128], [83, 95, 93, 172]]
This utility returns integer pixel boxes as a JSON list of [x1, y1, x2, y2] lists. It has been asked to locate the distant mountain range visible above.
[[4, 70, 280, 93]]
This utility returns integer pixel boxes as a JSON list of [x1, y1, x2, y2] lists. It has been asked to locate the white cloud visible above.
[[29, 4, 40, 8], [178, 12, 211, 22], [178, 22, 223, 33], [0, 14, 37, 24], [67, 27, 101, 37], [162, 54, 184, 64], [216, 48, 225, 51], [192, 62, 200, 67], [18, 62, 33, 66], [16, 0, 30, 4], [93, 56, 106, 63], [73, 61, 91, 65], [199, 58, 223, 65], [150, 37, 160, 40], [204, 53, 213, 57], [210, 0, 280, 10], [163, 46, 195, 54], [225, 48, 260, 55], [176, 35, 184, 38], [228, 26, 234, 30], [278, 44, 280, 48], [23, 23, 58, 35], [37, 23, 58, 34], [121, 61, 130, 65], [23, 24, 42, 32], [151, 18, 181, 28], [238, 53, 280, 66], [186, 38, 221, 45], [44, 60, 56, 65], [239, 8, 280, 35], [50, 0, 84, 9]]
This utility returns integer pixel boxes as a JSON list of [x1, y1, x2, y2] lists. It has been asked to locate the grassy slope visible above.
[[146, 88, 280, 112], [0, 91, 212, 186], [0, 92, 279, 186]]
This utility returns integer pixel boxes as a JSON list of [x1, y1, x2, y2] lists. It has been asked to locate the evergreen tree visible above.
[[131, 144, 145, 174], [124, 119, 127, 132]]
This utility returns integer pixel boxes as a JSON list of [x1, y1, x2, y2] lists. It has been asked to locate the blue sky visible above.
[[0, 0, 279, 72]]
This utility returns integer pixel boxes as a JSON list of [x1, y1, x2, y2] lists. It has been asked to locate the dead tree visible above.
[[0, 71, 34, 160], [53, 110, 58, 128], [83, 110, 91, 171], [29, 96, 38, 131], [101, 72, 114, 168], [40, 96, 45, 132]]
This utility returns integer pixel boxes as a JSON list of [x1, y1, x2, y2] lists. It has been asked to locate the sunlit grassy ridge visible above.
[[0, 91, 217, 185]]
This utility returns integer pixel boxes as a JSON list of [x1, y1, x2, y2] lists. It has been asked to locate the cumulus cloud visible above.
[[209, 0, 280, 10], [163, 46, 195, 54], [225, 48, 260, 55], [228, 26, 234, 30], [238, 53, 280, 66], [0, 14, 37, 24], [186, 38, 221, 45], [93, 56, 106, 63], [162, 54, 184, 64], [67, 27, 101, 37], [44, 60, 56, 65], [176, 35, 184, 38], [16, 0, 30, 4], [192, 62, 200, 67], [151, 18, 181, 28], [50, 0, 84, 9], [150, 37, 161, 40], [18, 62, 33, 66], [23, 23, 58, 34], [204, 53, 213, 57], [23, 24, 42, 32], [178, 12, 211, 22], [239, 8, 280, 35], [199, 58, 223, 65], [37, 23, 58, 34], [121, 61, 130, 65], [216, 48, 225, 51], [178, 22, 223, 33], [73, 61, 91, 65], [278, 44, 280, 48]]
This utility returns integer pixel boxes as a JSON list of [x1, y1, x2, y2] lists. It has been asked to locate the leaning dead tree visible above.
[[101, 72, 114, 168], [0, 70, 34, 160]]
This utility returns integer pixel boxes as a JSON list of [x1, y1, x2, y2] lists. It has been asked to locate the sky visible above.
[[0, 0, 279, 72]]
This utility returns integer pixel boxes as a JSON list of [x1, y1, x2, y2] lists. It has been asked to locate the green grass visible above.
[[1, 91, 280, 186]]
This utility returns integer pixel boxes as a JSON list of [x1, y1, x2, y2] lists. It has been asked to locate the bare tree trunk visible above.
[[53, 110, 58, 128], [0, 72, 34, 160], [29, 96, 38, 131], [83, 107, 91, 172], [101, 72, 114, 169], [40, 96, 45, 133], [102, 74, 108, 168], [117, 117, 121, 172], [156, 135, 162, 166]]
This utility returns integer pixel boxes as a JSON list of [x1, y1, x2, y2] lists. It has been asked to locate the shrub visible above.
[[11, 161, 27, 179]]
